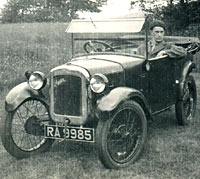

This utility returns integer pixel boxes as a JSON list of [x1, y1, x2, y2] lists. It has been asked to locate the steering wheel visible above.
[[186, 42, 200, 54], [83, 40, 115, 53]]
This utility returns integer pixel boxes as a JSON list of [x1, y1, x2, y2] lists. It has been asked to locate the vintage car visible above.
[[1, 15, 199, 169]]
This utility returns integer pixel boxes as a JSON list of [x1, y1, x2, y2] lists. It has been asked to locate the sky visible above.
[[0, 0, 168, 17], [0, 0, 7, 13], [0, 0, 140, 18], [78, 0, 168, 19], [0, 0, 135, 13], [78, 0, 142, 19], [0, 0, 6, 8]]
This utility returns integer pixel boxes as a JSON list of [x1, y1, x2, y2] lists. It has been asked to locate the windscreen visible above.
[[72, 33, 146, 57]]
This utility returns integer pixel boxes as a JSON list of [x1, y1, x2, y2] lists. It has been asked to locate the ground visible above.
[[0, 73, 199, 179]]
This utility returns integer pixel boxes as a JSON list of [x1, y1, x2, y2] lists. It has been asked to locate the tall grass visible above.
[[0, 22, 71, 91]]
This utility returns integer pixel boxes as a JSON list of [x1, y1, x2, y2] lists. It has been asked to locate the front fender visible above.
[[5, 82, 41, 112], [96, 87, 152, 121], [178, 61, 196, 99]]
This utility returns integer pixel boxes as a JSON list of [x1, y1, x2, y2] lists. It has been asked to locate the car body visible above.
[[1, 14, 199, 169]]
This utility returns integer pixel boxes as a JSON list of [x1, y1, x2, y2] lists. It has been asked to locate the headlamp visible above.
[[28, 71, 47, 90], [90, 74, 108, 93]]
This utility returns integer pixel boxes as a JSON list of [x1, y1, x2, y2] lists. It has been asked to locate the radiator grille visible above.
[[53, 75, 82, 116]]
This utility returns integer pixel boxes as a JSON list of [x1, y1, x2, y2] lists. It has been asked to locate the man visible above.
[[137, 20, 187, 58]]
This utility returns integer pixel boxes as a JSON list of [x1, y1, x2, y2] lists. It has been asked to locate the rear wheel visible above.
[[1, 98, 54, 158], [175, 75, 197, 125], [96, 101, 147, 169]]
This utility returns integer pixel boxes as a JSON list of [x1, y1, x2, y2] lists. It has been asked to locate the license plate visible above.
[[44, 124, 94, 142]]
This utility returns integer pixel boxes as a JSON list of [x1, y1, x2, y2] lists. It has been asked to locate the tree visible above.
[[1, 0, 21, 23], [148, 0, 200, 36], [1, 0, 104, 23], [129, 0, 200, 36], [67, 0, 102, 18]]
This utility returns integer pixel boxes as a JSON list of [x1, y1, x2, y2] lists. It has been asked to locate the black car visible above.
[[1, 16, 199, 169]]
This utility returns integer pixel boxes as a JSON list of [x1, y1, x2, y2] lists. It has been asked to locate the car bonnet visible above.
[[69, 54, 144, 76]]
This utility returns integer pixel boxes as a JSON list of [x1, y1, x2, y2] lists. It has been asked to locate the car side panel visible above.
[[147, 57, 176, 112]]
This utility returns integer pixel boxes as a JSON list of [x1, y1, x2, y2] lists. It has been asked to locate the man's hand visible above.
[[156, 50, 168, 57]]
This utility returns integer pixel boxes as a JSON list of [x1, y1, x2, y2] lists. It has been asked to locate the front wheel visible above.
[[175, 75, 197, 125], [96, 101, 147, 169], [1, 98, 54, 158]]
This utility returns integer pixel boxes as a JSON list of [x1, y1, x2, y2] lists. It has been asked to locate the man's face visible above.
[[151, 26, 165, 43]]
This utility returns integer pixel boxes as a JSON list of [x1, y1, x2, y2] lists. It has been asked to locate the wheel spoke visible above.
[[96, 101, 147, 169], [16, 111, 26, 125], [107, 108, 143, 163], [11, 99, 50, 151], [23, 102, 34, 115]]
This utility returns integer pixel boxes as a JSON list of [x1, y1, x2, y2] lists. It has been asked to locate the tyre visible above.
[[175, 75, 197, 125], [1, 98, 54, 158], [96, 100, 147, 169]]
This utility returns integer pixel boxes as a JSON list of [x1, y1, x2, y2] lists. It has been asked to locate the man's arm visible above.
[[157, 43, 187, 58]]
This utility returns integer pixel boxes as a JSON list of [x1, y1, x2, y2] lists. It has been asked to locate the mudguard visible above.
[[96, 87, 152, 121], [5, 82, 42, 112], [178, 61, 196, 99]]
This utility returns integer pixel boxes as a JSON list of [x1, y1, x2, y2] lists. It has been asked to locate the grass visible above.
[[0, 22, 71, 91], [0, 23, 200, 179], [0, 88, 200, 179]]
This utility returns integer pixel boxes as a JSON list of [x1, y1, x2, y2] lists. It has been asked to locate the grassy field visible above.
[[0, 23, 200, 179], [0, 22, 71, 91]]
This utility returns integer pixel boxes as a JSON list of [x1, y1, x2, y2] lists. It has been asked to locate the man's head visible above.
[[150, 20, 166, 43]]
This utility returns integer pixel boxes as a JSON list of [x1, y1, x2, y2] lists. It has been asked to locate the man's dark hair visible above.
[[149, 20, 166, 31]]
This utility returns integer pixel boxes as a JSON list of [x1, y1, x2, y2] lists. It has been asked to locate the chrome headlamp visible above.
[[90, 74, 108, 93], [28, 71, 47, 90]]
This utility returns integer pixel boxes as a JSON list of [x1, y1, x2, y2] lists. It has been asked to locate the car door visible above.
[[147, 56, 176, 112]]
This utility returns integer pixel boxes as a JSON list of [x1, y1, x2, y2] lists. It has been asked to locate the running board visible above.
[[152, 106, 172, 116]]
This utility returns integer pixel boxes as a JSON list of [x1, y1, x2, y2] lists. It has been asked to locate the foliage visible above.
[[0, 22, 70, 90], [143, 1, 200, 36], [1, 0, 103, 23]]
